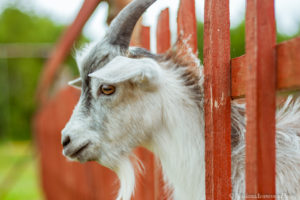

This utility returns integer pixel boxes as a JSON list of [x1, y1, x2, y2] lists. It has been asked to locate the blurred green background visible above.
[[0, 6, 83, 200], [0, 1, 300, 200]]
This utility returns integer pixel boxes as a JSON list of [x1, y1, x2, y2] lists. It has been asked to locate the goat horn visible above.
[[106, 0, 156, 49]]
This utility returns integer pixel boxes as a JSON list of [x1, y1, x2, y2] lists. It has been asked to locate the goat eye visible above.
[[99, 85, 115, 95]]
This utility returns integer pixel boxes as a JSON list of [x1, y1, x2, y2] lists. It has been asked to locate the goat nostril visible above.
[[62, 136, 71, 148]]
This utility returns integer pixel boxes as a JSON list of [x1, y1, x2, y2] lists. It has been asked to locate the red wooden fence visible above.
[[35, 0, 300, 199], [245, 1, 276, 199], [203, 0, 232, 199]]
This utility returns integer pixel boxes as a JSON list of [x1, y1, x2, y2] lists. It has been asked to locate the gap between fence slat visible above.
[[203, 0, 232, 199], [245, 0, 276, 199]]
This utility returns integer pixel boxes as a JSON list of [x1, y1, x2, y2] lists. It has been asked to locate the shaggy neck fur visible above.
[[115, 61, 206, 200], [153, 68, 205, 200], [111, 44, 300, 200], [150, 64, 206, 200], [114, 48, 206, 200], [72, 46, 300, 200]]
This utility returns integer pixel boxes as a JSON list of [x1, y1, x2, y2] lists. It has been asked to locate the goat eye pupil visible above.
[[99, 85, 115, 95]]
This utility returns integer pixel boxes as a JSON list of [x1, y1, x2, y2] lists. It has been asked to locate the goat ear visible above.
[[88, 56, 161, 87], [68, 77, 82, 90]]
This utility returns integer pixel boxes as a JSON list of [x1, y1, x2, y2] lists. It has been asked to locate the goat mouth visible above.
[[70, 142, 90, 158]]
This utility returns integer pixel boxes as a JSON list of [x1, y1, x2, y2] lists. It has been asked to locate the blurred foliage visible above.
[[197, 21, 300, 61], [0, 141, 42, 199], [0, 7, 86, 141]]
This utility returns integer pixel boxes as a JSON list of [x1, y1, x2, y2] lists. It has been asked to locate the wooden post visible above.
[[157, 8, 171, 54], [203, 0, 232, 199], [177, 0, 198, 55], [140, 26, 151, 50], [245, 0, 276, 199]]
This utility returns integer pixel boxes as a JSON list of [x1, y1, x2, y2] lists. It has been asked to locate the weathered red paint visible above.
[[156, 8, 170, 54], [140, 26, 151, 50], [37, 0, 102, 104], [245, 0, 276, 199], [203, 0, 232, 199], [231, 55, 246, 98], [177, 0, 198, 55]]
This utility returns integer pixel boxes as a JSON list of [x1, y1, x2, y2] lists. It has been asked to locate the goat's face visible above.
[[62, 56, 163, 169], [61, 0, 157, 169]]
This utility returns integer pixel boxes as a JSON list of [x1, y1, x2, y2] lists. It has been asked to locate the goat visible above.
[[61, 0, 300, 199]]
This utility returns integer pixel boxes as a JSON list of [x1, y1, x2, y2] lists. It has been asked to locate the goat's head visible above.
[[61, 0, 160, 170]]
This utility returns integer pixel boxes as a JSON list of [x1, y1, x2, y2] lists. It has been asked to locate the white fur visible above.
[[62, 0, 300, 197], [63, 51, 300, 199], [89, 56, 162, 85], [146, 63, 206, 200]]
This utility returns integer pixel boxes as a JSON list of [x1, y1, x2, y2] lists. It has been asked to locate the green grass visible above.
[[0, 141, 44, 200]]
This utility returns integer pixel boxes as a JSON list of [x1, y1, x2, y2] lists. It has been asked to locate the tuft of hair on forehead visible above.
[[74, 42, 122, 88], [74, 42, 99, 73]]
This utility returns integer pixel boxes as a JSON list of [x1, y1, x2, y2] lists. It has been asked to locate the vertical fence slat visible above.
[[140, 26, 151, 50], [177, 0, 198, 55], [245, 0, 276, 199], [156, 8, 170, 54], [203, 0, 232, 199]]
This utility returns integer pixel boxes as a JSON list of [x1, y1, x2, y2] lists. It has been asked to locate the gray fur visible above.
[[231, 98, 300, 200]]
